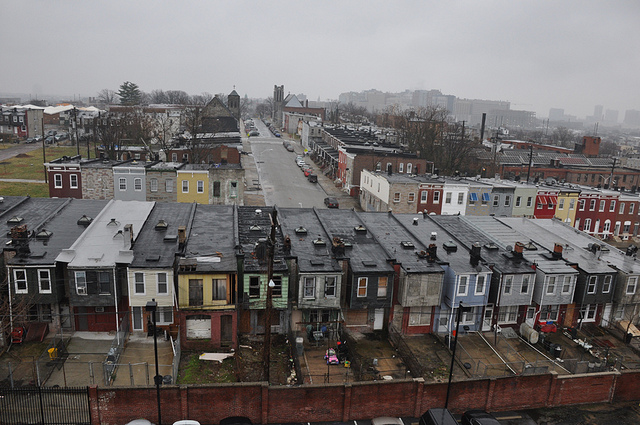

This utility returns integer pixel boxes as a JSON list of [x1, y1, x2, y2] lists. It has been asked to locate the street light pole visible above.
[[146, 299, 162, 425], [263, 210, 278, 383], [445, 301, 467, 409]]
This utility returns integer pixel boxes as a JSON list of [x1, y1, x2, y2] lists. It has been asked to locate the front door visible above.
[[132, 306, 143, 331], [482, 305, 493, 331], [373, 308, 384, 330], [76, 307, 88, 331], [221, 315, 233, 343]]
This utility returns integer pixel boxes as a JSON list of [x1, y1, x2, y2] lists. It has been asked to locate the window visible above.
[[433, 191, 440, 203], [603, 275, 612, 293], [461, 306, 475, 324], [588, 199, 596, 210], [409, 306, 432, 326], [38, 269, 51, 293], [357, 277, 367, 297], [581, 304, 597, 321], [166, 179, 174, 192], [75, 271, 87, 295], [406, 163, 412, 174], [14, 269, 28, 294], [182, 153, 189, 162], [119, 178, 126, 191], [609, 200, 616, 212], [325, 276, 337, 297], [498, 306, 518, 323], [182, 180, 189, 193], [408, 192, 415, 202], [584, 218, 592, 232], [475, 275, 485, 295], [526, 197, 533, 207], [213, 181, 221, 197], [420, 191, 428, 202], [272, 276, 284, 297], [504, 195, 511, 207], [578, 199, 585, 211], [189, 279, 203, 306], [503, 275, 512, 294], [445, 192, 452, 204], [399, 163, 404, 173], [521, 275, 530, 294], [630, 203, 635, 214], [157, 273, 168, 294], [54, 174, 63, 188], [492, 195, 500, 207], [457, 193, 464, 205], [469, 192, 478, 203], [587, 276, 597, 294], [99, 272, 110, 294], [620, 202, 625, 214], [569, 199, 575, 210], [562, 276, 572, 294], [626, 277, 637, 294], [134, 178, 142, 191], [377, 276, 388, 297], [197, 180, 204, 193], [541, 305, 559, 322], [393, 192, 401, 202], [150, 178, 158, 192], [515, 196, 521, 207], [212, 278, 227, 301], [172, 153, 178, 162], [558, 199, 565, 210], [546, 276, 556, 294], [249, 276, 260, 298], [375, 162, 381, 171], [303, 277, 315, 298], [134, 272, 145, 294], [614, 304, 625, 320], [230, 181, 238, 198], [155, 306, 173, 325], [70, 174, 78, 189], [457, 276, 468, 296]]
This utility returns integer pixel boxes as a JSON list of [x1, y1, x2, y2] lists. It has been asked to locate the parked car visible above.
[[297, 160, 307, 168], [371, 417, 404, 425], [33, 136, 43, 143], [275, 132, 281, 137], [324, 197, 339, 208], [461, 410, 500, 425], [45, 136, 55, 144], [219, 417, 252, 425], [304, 168, 314, 177], [308, 174, 318, 183], [420, 409, 458, 425], [25, 138, 34, 144], [249, 130, 259, 137]]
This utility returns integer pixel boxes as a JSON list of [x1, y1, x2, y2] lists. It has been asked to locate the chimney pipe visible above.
[[514, 242, 524, 259], [552, 243, 563, 260], [480, 113, 487, 141], [123, 224, 133, 248], [178, 225, 186, 246], [470, 242, 482, 266], [427, 243, 437, 263]]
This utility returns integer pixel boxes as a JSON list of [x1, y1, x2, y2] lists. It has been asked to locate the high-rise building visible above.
[[604, 109, 619, 124], [548, 108, 565, 121]]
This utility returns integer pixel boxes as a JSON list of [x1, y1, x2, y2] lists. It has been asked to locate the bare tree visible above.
[[149, 90, 169, 104], [191, 92, 214, 106], [552, 126, 576, 148], [256, 97, 274, 119], [97, 89, 117, 105], [97, 107, 156, 160]]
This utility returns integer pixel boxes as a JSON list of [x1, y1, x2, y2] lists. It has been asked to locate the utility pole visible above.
[[263, 209, 278, 383], [609, 157, 617, 189]]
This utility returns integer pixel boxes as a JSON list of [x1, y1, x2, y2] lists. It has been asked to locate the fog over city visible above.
[[2, 1, 639, 118]]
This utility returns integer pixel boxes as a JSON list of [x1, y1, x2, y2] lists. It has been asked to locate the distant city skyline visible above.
[[2, 2, 639, 120]]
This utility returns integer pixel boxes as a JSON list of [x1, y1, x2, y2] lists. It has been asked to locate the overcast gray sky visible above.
[[2, 1, 639, 119]]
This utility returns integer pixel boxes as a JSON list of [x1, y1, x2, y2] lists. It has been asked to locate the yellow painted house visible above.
[[177, 166, 209, 204], [554, 187, 581, 226]]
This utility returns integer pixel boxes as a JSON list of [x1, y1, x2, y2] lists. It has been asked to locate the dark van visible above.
[[419, 408, 457, 425], [308, 174, 318, 183]]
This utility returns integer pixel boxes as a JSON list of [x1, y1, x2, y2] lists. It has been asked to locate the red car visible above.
[[304, 168, 314, 177]]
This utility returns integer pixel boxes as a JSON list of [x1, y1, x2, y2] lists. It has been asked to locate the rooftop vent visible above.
[[362, 260, 377, 267], [35, 229, 52, 240], [295, 226, 307, 235], [310, 259, 324, 266], [107, 218, 119, 227], [155, 219, 168, 230], [443, 240, 458, 253], [483, 242, 499, 250], [354, 225, 367, 234], [313, 236, 326, 246], [255, 209, 262, 216], [77, 214, 93, 226], [523, 241, 537, 251], [250, 224, 262, 231], [146, 255, 161, 262], [413, 217, 419, 226], [7, 216, 23, 225], [430, 232, 437, 240], [163, 234, 178, 242], [401, 241, 415, 249]]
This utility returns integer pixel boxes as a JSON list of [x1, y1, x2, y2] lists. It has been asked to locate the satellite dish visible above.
[[506, 245, 513, 252]]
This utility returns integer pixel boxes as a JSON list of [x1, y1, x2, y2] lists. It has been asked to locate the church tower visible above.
[[228, 88, 240, 121]]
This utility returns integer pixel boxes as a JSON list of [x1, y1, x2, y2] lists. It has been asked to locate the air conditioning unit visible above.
[[77, 286, 87, 295], [95, 306, 104, 313]]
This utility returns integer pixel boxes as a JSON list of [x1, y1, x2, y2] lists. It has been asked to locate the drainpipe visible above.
[[7, 266, 13, 337], [113, 269, 120, 337]]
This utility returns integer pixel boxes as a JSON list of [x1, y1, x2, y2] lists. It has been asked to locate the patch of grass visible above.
[[0, 181, 49, 197], [0, 146, 80, 180], [178, 352, 237, 384]]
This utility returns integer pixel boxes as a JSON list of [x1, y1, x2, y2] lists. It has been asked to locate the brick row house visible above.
[[3, 198, 640, 352]]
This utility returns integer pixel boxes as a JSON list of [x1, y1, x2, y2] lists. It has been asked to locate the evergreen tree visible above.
[[117, 81, 142, 106]]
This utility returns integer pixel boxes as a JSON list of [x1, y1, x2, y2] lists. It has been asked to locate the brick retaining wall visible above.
[[89, 370, 640, 425]]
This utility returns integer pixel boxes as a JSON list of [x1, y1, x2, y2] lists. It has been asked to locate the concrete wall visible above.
[[88, 370, 640, 425]]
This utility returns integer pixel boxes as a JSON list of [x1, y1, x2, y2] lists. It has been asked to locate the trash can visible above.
[[295, 337, 304, 356], [554, 345, 562, 358], [48, 347, 58, 360], [163, 375, 172, 385]]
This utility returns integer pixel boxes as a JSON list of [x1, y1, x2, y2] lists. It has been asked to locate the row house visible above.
[[237, 206, 290, 335], [417, 177, 444, 215], [359, 211, 445, 334], [4, 197, 105, 333], [177, 205, 240, 349], [440, 178, 469, 216], [433, 216, 536, 331], [176, 163, 244, 205], [56, 200, 154, 332], [128, 202, 195, 336], [574, 188, 620, 237], [396, 214, 493, 335], [278, 208, 344, 336], [533, 188, 559, 219], [315, 208, 396, 331], [464, 179, 493, 216], [1, 106, 44, 139]]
